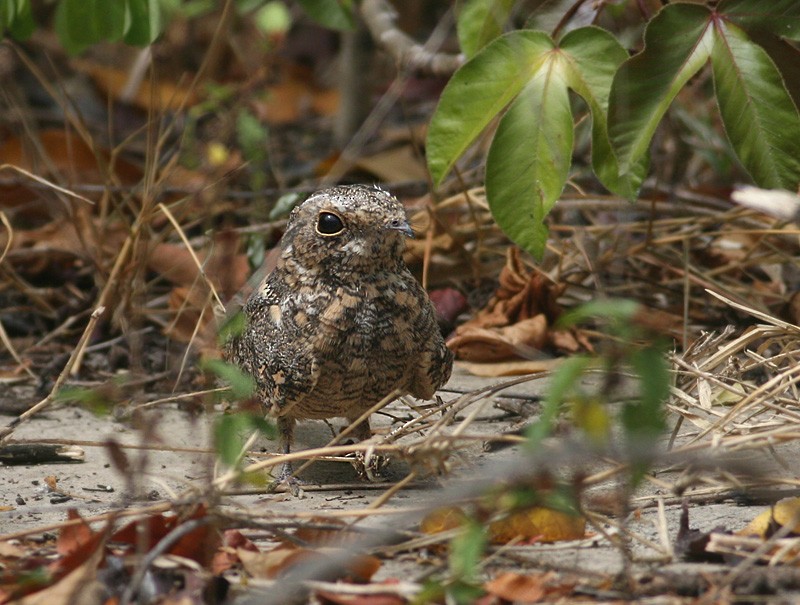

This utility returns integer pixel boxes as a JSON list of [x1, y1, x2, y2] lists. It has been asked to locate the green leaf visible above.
[[296, 0, 353, 31], [202, 358, 256, 400], [124, 0, 162, 45], [624, 345, 669, 439], [427, 30, 555, 185], [6, 0, 34, 39], [526, 355, 593, 449], [710, 19, 800, 189], [55, 385, 115, 416], [719, 0, 800, 42], [609, 3, 714, 174], [55, 0, 128, 54], [214, 413, 276, 467], [485, 53, 572, 258], [558, 298, 640, 330], [457, 0, 514, 58], [449, 519, 486, 582], [559, 26, 645, 198], [218, 311, 246, 347]]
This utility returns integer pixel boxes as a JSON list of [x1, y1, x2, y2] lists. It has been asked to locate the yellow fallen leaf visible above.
[[420, 506, 467, 535], [456, 358, 562, 377], [739, 497, 800, 538]]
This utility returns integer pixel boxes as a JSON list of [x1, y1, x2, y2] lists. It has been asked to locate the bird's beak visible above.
[[389, 218, 415, 239]]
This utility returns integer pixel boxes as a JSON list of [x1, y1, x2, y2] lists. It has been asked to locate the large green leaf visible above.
[[711, 20, 800, 189], [486, 53, 572, 258], [456, 0, 514, 58], [720, 0, 800, 42], [2, 0, 34, 39], [55, 0, 128, 54], [608, 3, 714, 174], [427, 30, 555, 186], [559, 26, 644, 199], [124, 0, 162, 45]]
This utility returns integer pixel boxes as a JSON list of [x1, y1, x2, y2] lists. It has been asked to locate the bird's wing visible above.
[[239, 280, 320, 416], [405, 281, 454, 400]]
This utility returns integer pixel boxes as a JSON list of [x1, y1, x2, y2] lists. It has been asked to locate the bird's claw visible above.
[[349, 450, 389, 482], [268, 462, 305, 497]]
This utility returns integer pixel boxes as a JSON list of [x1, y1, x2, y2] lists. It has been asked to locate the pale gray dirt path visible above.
[[0, 367, 798, 601]]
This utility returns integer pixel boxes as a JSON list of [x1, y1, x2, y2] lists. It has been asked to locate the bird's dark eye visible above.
[[316, 211, 345, 236]]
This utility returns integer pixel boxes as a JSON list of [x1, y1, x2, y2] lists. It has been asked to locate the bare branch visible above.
[[360, 0, 464, 76]]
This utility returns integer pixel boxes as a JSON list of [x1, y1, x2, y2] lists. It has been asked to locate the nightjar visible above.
[[225, 185, 453, 485]]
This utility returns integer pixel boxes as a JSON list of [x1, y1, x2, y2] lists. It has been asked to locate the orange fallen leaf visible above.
[[488, 508, 586, 544], [77, 60, 198, 111]]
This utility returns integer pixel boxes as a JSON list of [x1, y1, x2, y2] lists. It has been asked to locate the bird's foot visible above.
[[267, 462, 305, 497], [349, 450, 389, 482]]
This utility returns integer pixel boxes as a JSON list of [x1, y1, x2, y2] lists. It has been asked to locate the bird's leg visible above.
[[270, 416, 303, 496], [347, 417, 388, 481], [351, 418, 372, 442]]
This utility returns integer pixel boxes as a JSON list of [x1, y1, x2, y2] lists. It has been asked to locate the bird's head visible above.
[[279, 185, 413, 280]]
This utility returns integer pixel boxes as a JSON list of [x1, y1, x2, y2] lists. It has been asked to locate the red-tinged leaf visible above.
[[315, 585, 407, 605], [56, 510, 96, 557], [51, 511, 109, 579], [110, 504, 213, 565], [609, 4, 713, 174], [710, 18, 800, 189], [211, 530, 259, 574], [103, 439, 130, 475], [238, 545, 380, 583], [484, 571, 549, 603], [429, 288, 468, 326], [237, 545, 313, 579], [15, 541, 105, 605]]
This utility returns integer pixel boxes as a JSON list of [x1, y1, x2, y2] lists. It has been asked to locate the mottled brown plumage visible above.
[[226, 185, 453, 484]]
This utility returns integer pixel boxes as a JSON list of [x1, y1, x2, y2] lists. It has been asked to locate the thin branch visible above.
[[360, 0, 464, 76]]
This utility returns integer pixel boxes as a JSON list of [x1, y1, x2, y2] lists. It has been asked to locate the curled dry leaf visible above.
[[447, 316, 548, 362], [449, 247, 590, 369]]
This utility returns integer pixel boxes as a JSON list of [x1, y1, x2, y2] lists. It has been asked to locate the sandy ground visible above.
[[1, 367, 799, 601]]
